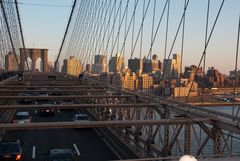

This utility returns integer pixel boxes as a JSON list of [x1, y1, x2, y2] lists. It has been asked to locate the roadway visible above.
[[2, 109, 120, 161]]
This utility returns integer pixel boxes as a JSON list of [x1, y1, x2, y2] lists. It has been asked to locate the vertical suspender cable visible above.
[[146, 0, 169, 61], [164, 0, 170, 60], [232, 14, 240, 152], [179, 0, 186, 97], [150, 0, 156, 59], [130, 0, 151, 60], [203, 0, 210, 75], [123, 1, 128, 60], [162, 0, 189, 80], [185, 0, 225, 103], [180, 0, 186, 79], [131, 0, 136, 58], [234, 15, 240, 120], [0, 0, 20, 71], [139, 0, 145, 60], [201, 0, 210, 105]]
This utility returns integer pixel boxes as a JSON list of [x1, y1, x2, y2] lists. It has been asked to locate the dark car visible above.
[[45, 149, 76, 161], [0, 141, 24, 161], [35, 99, 56, 116], [20, 92, 35, 104]]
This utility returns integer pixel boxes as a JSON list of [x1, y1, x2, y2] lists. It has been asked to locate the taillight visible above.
[[15, 154, 21, 160]]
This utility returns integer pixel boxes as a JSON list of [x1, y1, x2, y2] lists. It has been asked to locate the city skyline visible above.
[[17, 0, 240, 74]]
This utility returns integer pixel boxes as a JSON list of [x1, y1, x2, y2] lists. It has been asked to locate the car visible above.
[[35, 99, 56, 116], [38, 91, 48, 97], [0, 140, 24, 161], [59, 99, 74, 111], [61, 99, 73, 105], [20, 92, 35, 104], [13, 112, 31, 123], [44, 149, 76, 161], [73, 114, 89, 122]]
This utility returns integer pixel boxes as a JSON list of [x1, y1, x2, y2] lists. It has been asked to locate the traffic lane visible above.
[[3, 128, 119, 161], [32, 109, 76, 122], [3, 110, 119, 161]]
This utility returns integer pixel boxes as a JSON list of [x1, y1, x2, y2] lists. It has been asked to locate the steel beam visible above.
[[0, 89, 106, 92], [0, 118, 209, 130], [0, 104, 155, 110], [0, 95, 135, 99], [184, 124, 191, 154], [0, 85, 104, 88]]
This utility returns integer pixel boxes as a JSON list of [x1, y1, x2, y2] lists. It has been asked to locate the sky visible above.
[[18, 0, 240, 75]]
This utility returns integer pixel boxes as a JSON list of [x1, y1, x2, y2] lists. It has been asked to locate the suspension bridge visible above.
[[0, 0, 240, 161]]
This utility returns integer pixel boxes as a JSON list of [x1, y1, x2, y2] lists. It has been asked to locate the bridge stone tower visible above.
[[20, 48, 48, 72]]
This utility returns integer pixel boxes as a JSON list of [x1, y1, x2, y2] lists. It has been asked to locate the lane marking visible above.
[[102, 137, 122, 160], [73, 143, 81, 156], [94, 129, 101, 136], [32, 146, 36, 159], [94, 129, 122, 160]]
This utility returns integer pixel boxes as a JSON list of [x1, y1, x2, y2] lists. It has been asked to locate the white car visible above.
[[13, 112, 31, 123], [73, 114, 89, 122]]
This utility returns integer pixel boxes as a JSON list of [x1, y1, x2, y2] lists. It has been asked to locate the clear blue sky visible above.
[[19, 0, 240, 74]]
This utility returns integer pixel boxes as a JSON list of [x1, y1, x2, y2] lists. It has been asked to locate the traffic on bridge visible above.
[[0, 0, 240, 161]]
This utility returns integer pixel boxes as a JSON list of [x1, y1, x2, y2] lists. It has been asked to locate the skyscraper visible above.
[[109, 53, 124, 72], [143, 56, 152, 73], [62, 56, 82, 76], [128, 58, 143, 74], [93, 55, 107, 73], [163, 53, 181, 79]]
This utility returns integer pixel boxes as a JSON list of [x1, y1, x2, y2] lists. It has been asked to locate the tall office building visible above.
[[139, 74, 153, 90], [128, 58, 143, 74], [62, 56, 82, 76], [93, 55, 107, 73], [109, 53, 124, 72], [122, 72, 138, 90], [5, 51, 20, 71], [163, 53, 181, 79], [143, 56, 152, 73]]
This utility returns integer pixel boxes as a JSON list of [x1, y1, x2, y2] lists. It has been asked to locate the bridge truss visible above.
[[0, 72, 240, 160]]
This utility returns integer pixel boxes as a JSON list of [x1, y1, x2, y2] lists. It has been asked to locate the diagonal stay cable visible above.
[[145, 0, 169, 61], [14, 0, 29, 71], [54, 0, 77, 71], [0, 0, 20, 71], [161, 0, 190, 80], [185, 0, 225, 103]]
